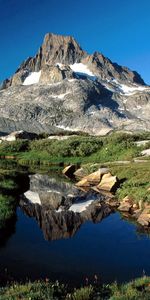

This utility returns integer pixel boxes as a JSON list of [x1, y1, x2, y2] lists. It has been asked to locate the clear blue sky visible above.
[[0, 0, 150, 84]]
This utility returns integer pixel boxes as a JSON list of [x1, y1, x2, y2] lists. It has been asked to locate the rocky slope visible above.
[[0, 33, 150, 135]]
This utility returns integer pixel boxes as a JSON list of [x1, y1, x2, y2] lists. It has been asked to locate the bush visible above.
[[29, 137, 103, 158], [0, 140, 29, 154]]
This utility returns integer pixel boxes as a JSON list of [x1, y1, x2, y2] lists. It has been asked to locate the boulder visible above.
[[118, 196, 134, 212], [75, 178, 91, 187], [137, 206, 150, 226], [83, 168, 109, 185], [137, 214, 150, 226], [62, 165, 76, 177], [97, 172, 119, 192], [74, 167, 86, 178], [118, 202, 132, 212]]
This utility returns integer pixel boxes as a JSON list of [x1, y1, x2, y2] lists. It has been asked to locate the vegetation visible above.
[[0, 173, 18, 228], [0, 132, 149, 165], [1, 276, 150, 299], [110, 162, 150, 203]]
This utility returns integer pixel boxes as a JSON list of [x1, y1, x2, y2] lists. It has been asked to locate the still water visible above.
[[0, 170, 150, 286]]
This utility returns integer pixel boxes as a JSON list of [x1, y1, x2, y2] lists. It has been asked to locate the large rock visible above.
[[118, 196, 133, 212], [75, 178, 91, 187], [83, 168, 109, 185], [74, 167, 86, 178], [137, 206, 150, 226], [97, 173, 119, 192]]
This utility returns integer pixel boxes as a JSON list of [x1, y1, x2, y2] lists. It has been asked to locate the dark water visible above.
[[1, 207, 150, 286], [1, 168, 150, 287]]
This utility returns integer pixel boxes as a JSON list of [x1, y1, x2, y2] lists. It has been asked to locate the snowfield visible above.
[[70, 63, 96, 80], [23, 71, 41, 85]]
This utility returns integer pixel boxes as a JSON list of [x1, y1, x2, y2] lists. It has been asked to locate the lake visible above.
[[0, 168, 150, 287]]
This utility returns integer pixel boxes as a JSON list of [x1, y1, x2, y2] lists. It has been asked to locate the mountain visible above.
[[0, 33, 150, 135]]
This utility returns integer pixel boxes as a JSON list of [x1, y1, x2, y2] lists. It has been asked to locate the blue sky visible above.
[[0, 0, 150, 83]]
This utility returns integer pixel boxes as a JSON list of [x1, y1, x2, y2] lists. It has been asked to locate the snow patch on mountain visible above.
[[112, 80, 150, 95], [55, 125, 79, 131], [23, 71, 41, 85], [70, 63, 96, 80]]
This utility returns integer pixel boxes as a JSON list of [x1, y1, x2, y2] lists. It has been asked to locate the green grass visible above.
[[0, 132, 146, 166], [109, 162, 150, 203], [78, 160, 150, 204], [1, 277, 150, 299]]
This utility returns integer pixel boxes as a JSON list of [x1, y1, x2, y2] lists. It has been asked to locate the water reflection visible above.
[[20, 174, 112, 240], [0, 216, 17, 247]]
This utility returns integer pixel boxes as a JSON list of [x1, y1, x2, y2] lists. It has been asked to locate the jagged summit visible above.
[[0, 33, 150, 135], [1, 33, 145, 88]]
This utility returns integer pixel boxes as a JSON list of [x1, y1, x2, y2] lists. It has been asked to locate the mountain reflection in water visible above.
[[20, 173, 112, 240]]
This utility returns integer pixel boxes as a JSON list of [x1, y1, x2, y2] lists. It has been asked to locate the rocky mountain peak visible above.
[[0, 33, 150, 136], [1, 33, 146, 88], [40, 32, 86, 65]]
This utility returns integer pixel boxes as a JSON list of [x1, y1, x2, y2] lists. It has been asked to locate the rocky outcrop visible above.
[[82, 52, 145, 85], [39, 64, 75, 84], [0, 130, 38, 141]]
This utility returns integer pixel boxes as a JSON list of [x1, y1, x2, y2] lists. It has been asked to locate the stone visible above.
[[75, 178, 91, 187], [122, 196, 133, 205], [132, 209, 142, 219], [83, 168, 109, 185], [118, 202, 132, 212], [62, 165, 76, 177], [97, 173, 119, 192], [74, 168, 86, 178], [137, 214, 150, 226]]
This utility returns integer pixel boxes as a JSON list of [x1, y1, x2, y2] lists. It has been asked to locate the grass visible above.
[[79, 161, 150, 204], [0, 132, 146, 166], [1, 277, 150, 299], [110, 162, 150, 203]]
